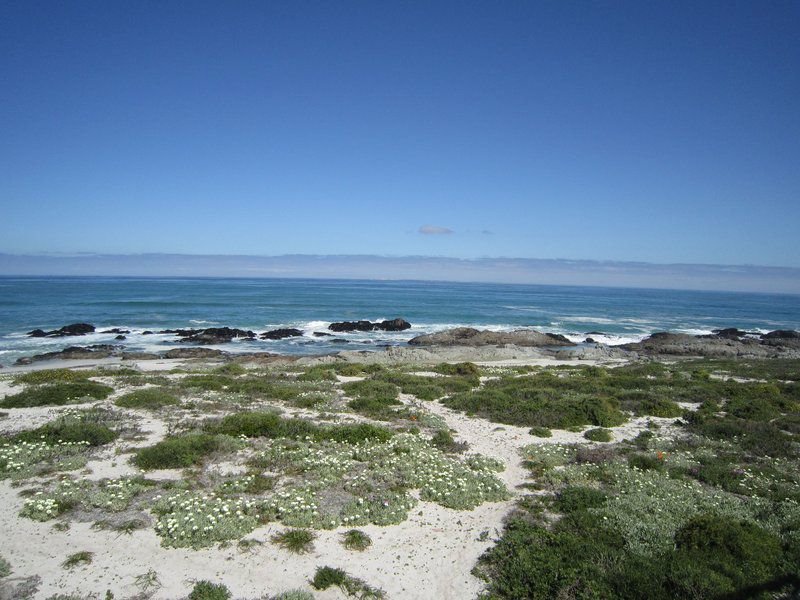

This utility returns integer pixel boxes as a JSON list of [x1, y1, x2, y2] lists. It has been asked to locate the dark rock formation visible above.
[[175, 327, 256, 345], [162, 347, 227, 359], [121, 352, 160, 360], [328, 318, 411, 333], [711, 328, 750, 339], [761, 330, 800, 340], [142, 331, 154, 335], [620, 330, 800, 358], [101, 328, 130, 334], [26, 323, 96, 338], [114, 335, 127, 340], [313, 332, 333, 337], [408, 327, 573, 347], [260, 328, 304, 340], [585, 338, 597, 344], [15, 344, 118, 365]]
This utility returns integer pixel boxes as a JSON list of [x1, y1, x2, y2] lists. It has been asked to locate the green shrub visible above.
[[114, 388, 179, 409], [311, 566, 347, 590], [318, 423, 394, 444], [344, 380, 401, 417], [627, 453, 664, 471], [297, 367, 337, 382], [178, 375, 234, 391], [271, 528, 315, 554], [14, 368, 93, 384], [62, 551, 93, 569], [443, 375, 626, 429], [529, 427, 552, 438], [341, 529, 371, 551], [584, 428, 613, 442], [213, 363, 247, 376], [433, 362, 480, 376], [133, 434, 225, 469], [633, 430, 654, 449], [1, 382, 113, 408], [430, 429, 467, 453], [208, 411, 318, 439], [188, 581, 231, 600], [554, 486, 607, 513], [671, 514, 785, 597], [14, 413, 117, 447]]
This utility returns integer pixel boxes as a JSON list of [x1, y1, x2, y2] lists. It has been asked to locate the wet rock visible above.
[[176, 327, 256, 344], [142, 331, 154, 335], [408, 327, 573, 347], [121, 351, 160, 360], [114, 334, 127, 340], [162, 347, 227, 359], [313, 332, 333, 337], [328, 318, 411, 332], [101, 328, 131, 334], [15, 344, 118, 365], [26, 323, 96, 337], [260, 328, 304, 340]]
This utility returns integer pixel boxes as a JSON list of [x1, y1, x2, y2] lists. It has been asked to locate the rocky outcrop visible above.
[[26, 323, 96, 338], [408, 327, 573, 347], [162, 347, 227, 359], [173, 327, 256, 344], [260, 328, 304, 340], [101, 328, 130, 334], [328, 318, 411, 333], [313, 332, 333, 337], [620, 330, 800, 358], [15, 344, 118, 365]]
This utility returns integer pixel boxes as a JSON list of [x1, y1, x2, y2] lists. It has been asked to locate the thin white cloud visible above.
[[419, 225, 453, 235]]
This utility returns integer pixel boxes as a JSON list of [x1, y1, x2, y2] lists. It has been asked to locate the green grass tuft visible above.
[[188, 581, 232, 600], [1, 381, 113, 408], [114, 388, 179, 409], [133, 434, 227, 469], [341, 529, 372, 551], [271, 528, 315, 554]]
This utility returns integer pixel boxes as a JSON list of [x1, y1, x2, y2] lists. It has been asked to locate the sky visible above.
[[1, 1, 799, 269]]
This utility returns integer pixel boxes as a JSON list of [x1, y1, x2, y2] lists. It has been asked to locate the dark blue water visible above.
[[1, 276, 799, 364]]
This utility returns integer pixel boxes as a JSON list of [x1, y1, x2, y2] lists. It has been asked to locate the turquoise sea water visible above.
[[1, 276, 799, 364]]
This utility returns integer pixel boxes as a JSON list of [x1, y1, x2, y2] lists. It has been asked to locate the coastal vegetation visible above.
[[1, 355, 797, 597]]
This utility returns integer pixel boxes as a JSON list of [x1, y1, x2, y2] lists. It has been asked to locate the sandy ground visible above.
[[0, 353, 659, 600]]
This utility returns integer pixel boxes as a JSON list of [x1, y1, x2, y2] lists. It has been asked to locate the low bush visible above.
[[188, 581, 231, 600], [14, 369, 94, 384], [1, 382, 113, 408], [133, 434, 227, 469], [207, 412, 317, 439], [271, 528, 315, 554], [433, 362, 480, 377], [528, 427, 552, 438], [14, 411, 117, 447], [297, 367, 337, 382], [319, 423, 394, 444], [430, 429, 467, 453], [627, 453, 664, 471], [343, 380, 401, 417], [341, 529, 372, 551], [114, 388, 179, 409], [584, 428, 613, 442], [554, 486, 607, 513], [311, 566, 347, 590]]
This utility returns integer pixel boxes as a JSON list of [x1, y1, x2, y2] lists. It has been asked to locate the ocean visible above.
[[1, 276, 799, 365]]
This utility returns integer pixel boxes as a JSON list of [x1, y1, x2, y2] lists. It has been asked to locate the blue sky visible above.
[[1, 1, 799, 267]]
